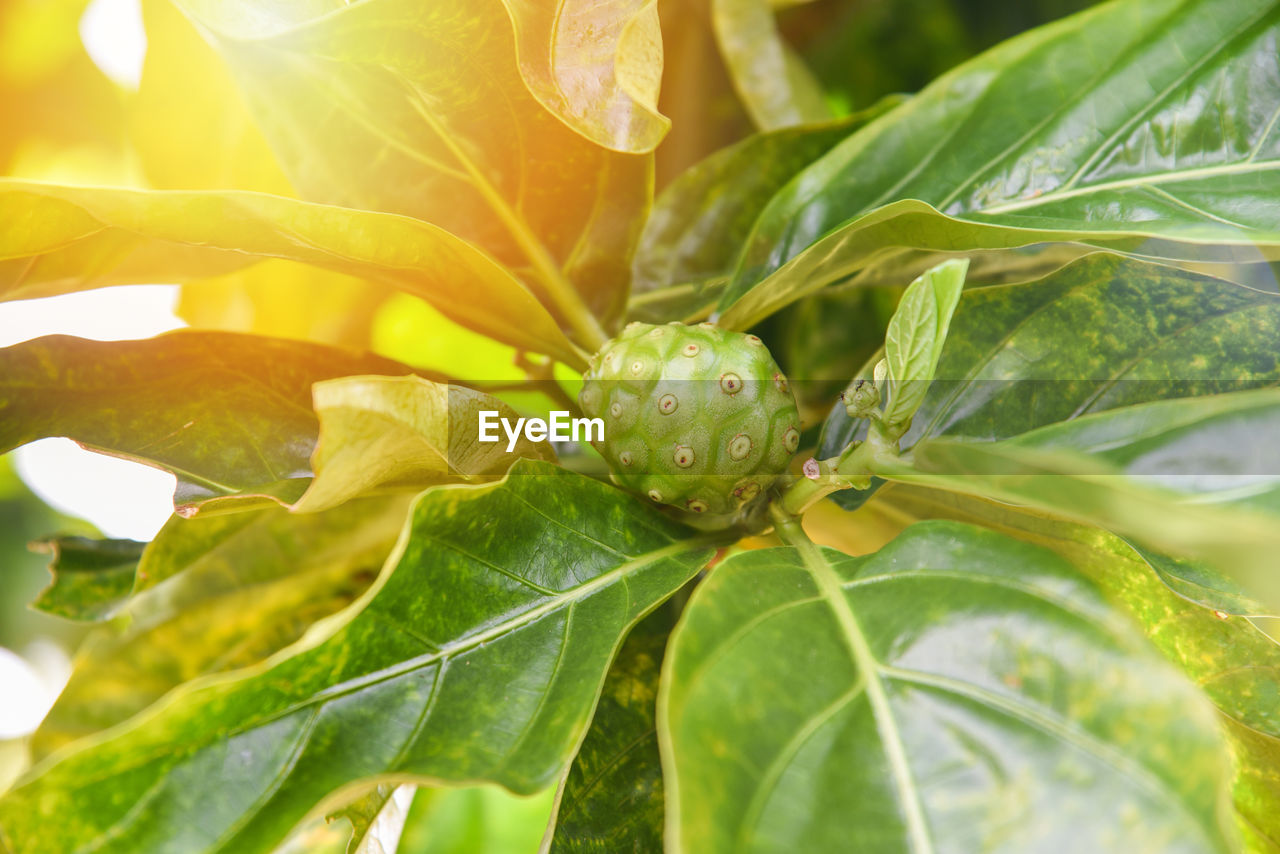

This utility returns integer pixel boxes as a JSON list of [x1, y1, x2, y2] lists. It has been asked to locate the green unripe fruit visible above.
[[579, 321, 801, 527]]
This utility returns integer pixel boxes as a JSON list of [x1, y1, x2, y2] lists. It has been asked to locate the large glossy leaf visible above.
[[548, 601, 674, 853], [0, 181, 581, 363], [173, 0, 651, 329], [717, 0, 1280, 328], [32, 496, 410, 760], [0, 332, 412, 507], [660, 521, 1234, 853], [0, 462, 718, 853], [294, 375, 557, 512], [862, 485, 1280, 849], [711, 0, 831, 130], [819, 254, 1280, 508], [502, 0, 668, 153]]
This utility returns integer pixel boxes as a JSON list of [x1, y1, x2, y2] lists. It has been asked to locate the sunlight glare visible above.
[[79, 0, 147, 90]]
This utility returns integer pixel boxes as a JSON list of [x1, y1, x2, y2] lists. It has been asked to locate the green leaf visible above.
[[660, 521, 1235, 853], [880, 258, 968, 426], [0, 462, 717, 853], [716, 0, 1280, 328], [397, 786, 555, 854], [32, 496, 410, 760], [0, 331, 415, 507], [0, 181, 582, 365], [1119, 539, 1270, 619], [293, 376, 557, 513], [631, 99, 904, 300], [548, 601, 674, 853], [172, 0, 651, 328], [711, 0, 832, 130], [865, 486, 1280, 850], [502, 0, 669, 153], [877, 390, 1280, 605], [819, 254, 1280, 506], [29, 537, 145, 622]]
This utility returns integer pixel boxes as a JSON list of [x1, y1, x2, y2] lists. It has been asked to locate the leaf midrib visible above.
[[789, 537, 936, 854]]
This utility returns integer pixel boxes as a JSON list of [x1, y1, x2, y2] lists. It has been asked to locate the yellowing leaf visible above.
[[502, 0, 669, 153], [295, 376, 556, 513], [130, 0, 291, 194], [712, 0, 832, 130], [171, 0, 651, 331], [0, 181, 582, 365]]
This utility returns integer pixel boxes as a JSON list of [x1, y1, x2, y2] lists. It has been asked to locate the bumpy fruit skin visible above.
[[579, 321, 800, 527]]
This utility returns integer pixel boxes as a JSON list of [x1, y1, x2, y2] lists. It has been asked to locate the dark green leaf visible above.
[[0, 462, 717, 853], [0, 331, 422, 507], [660, 521, 1235, 853], [632, 100, 903, 299], [717, 0, 1280, 328], [29, 537, 145, 622], [548, 600, 675, 853]]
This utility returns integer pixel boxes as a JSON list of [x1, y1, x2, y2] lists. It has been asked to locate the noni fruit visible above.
[[579, 321, 800, 527]]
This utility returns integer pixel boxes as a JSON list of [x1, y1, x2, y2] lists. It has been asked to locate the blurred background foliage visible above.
[[0, 0, 1100, 847]]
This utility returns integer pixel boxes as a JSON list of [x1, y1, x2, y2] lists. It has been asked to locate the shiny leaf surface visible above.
[[717, 0, 1280, 328], [864, 486, 1280, 849], [661, 521, 1235, 853], [0, 463, 717, 853]]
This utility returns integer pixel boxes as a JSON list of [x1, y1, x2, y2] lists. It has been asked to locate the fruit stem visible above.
[[777, 419, 902, 516]]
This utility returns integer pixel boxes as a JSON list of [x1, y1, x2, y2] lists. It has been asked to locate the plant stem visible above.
[[410, 100, 609, 352], [778, 419, 902, 516]]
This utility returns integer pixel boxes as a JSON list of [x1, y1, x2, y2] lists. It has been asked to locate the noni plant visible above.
[[2, 0, 1280, 852]]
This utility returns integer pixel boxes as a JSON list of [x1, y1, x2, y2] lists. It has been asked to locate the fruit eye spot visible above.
[[658, 393, 679, 414], [728, 433, 753, 460], [673, 445, 695, 467], [648, 327, 665, 337], [783, 426, 800, 453], [745, 334, 763, 347], [682, 343, 700, 357], [686, 498, 709, 513], [773, 372, 789, 393], [610, 402, 623, 418], [648, 489, 663, 502], [619, 451, 633, 466], [720, 372, 742, 394], [734, 481, 761, 502], [630, 360, 645, 375]]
